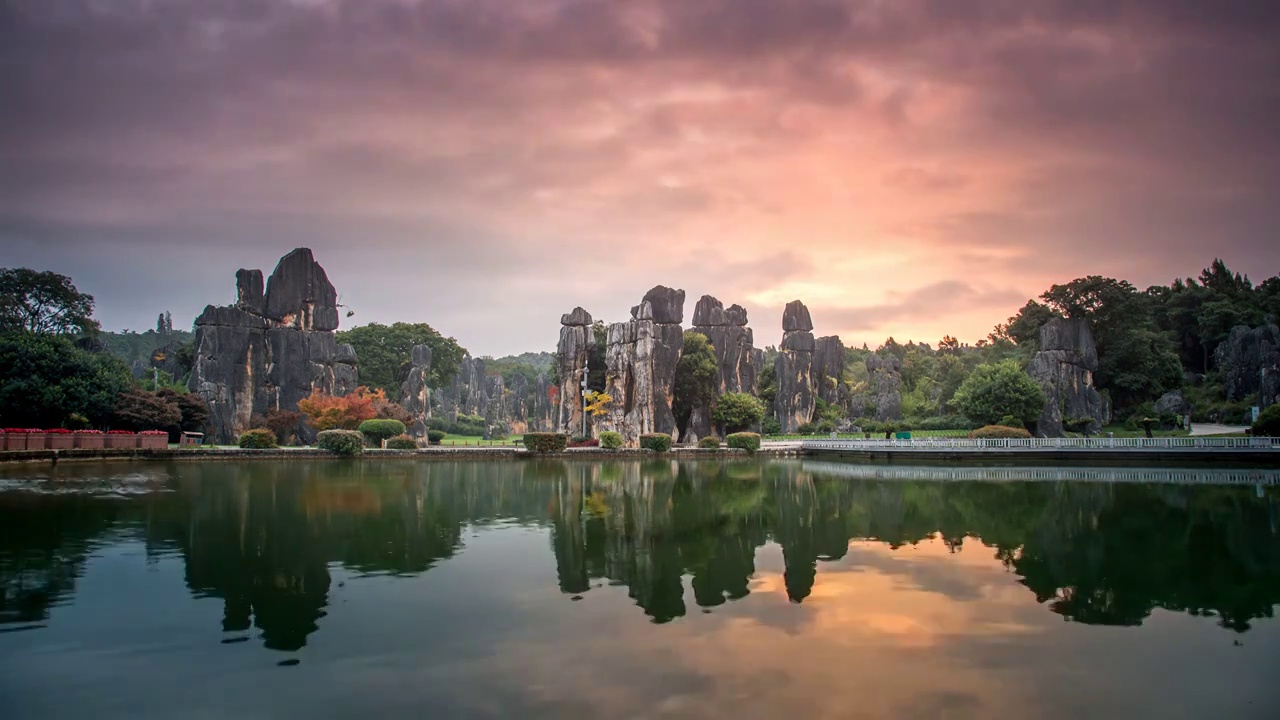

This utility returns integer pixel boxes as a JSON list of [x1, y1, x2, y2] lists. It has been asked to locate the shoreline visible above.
[[1, 444, 1276, 468]]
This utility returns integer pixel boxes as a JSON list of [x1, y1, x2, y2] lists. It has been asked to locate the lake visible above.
[[2, 459, 1278, 719]]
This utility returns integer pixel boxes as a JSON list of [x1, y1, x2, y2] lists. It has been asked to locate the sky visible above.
[[2, 0, 1278, 357]]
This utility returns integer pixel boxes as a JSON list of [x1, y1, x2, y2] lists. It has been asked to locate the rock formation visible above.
[[1215, 323, 1280, 409], [864, 353, 902, 422], [400, 344, 432, 437], [1026, 317, 1107, 437], [189, 248, 358, 443], [774, 300, 816, 433], [812, 336, 846, 408], [687, 295, 759, 440], [599, 287, 686, 445], [1153, 390, 1191, 418], [556, 308, 594, 435]]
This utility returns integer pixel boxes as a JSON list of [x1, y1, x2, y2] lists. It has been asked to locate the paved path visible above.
[[1190, 423, 1248, 436]]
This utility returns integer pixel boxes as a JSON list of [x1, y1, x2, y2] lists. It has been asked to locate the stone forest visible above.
[[122, 247, 1279, 446]]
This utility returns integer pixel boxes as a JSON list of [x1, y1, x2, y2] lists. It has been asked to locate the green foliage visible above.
[[426, 413, 486, 437], [0, 331, 134, 428], [952, 360, 1046, 426], [970, 425, 1033, 439], [1251, 405, 1280, 437], [335, 322, 466, 396], [100, 330, 194, 378], [112, 388, 182, 431], [357, 418, 407, 444], [760, 416, 782, 435], [756, 362, 778, 409], [237, 428, 277, 449], [726, 432, 761, 453], [522, 432, 568, 453], [599, 430, 623, 449], [317, 429, 364, 455], [639, 433, 672, 452], [0, 268, 98, 335], [712, 392, 765, 433], [260, 408, 301, 445], [385, 434, 420, 450], [426, 429, 447, 444], [697, 435, 721, 449], [994, 300, 1057, 347], [674, 331, 719, 432]]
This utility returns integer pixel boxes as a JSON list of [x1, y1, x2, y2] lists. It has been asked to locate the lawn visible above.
[[438, 434, 523, 447]]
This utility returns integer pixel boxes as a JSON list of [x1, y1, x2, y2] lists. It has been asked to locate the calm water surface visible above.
[[1, 459, 1278, 719]]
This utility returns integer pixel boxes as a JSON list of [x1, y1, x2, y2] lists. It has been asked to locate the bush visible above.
[[358, 418, 407, 445], [698, 435, 721, 449], [712, 392, 766, 433], [1252, 405, 1280, 437], [599, 431, 623, 449], [952, 360, 1046, 426], [523, 432, 568, 453], [384, 434, 419, 450], [796, 422, 817, 435], [760, 417, 782, 436], [568, 437, 600, 448], [726, 432, 762, 454], [237, 428, 277, 449], [317, 429, 364, 455], [426, 429, 447, 444], [639, 433, 672, 452], [969, 425, 1032, 439]]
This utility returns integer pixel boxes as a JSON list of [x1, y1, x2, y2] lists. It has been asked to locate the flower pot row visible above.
[[1, 430, 170, 451]]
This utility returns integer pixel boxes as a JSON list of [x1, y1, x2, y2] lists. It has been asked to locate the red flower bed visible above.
[[138, 431, 168, 449], [74, 431, 105, 450], [46, 428, 73, 433], [104, 431, 137, 449]]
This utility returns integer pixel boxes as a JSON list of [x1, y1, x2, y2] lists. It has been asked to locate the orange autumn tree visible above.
[[297, 386, 383, 431]]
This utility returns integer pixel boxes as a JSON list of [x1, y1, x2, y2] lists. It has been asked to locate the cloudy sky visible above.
[[3, 0, 1278, 356]]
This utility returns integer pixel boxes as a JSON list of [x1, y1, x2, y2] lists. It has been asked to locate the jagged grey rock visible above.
[[190, 248, 358, 444], [775, 300, 816, 432], [556, 308, 594, 434], [1153, 390, 1191, 417], [1215, 323, 1280, 409], [813, 336, 846, 407], [864, 353, 902, 422], [600, 287, 686, 445], [1026, 317, 1107, 437], [400, 344, 433, 437], [687, 295, 759, 441]]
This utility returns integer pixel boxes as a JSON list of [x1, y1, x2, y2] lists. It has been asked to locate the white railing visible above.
[[801, 461, 1280, 485], [801, 436, 1279, 451]]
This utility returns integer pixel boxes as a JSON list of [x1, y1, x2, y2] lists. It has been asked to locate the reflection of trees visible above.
[[3, 460, 1278, 640]]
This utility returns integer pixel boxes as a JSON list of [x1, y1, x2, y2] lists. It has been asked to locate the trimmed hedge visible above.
[[385, 434, 419, 450], [568, 437, 600, 448], [599, 431, 623, 449], [317, 429, 365, 455], [237, 428, 278, 449], [358, 418, 407, 445], [698, 436, 721, 449], [726, 432, 761, 453], [426, 429, 447, 444], [639, 433, 672, 452], [969, 425, 1032, 439], [523, 432, 568, 453], [1252, 404, 1280, 437]]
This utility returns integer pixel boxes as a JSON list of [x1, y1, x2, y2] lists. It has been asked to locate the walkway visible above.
[[1190, 423, 1248, 436]]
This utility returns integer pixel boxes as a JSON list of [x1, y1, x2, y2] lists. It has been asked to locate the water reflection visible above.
[[1, 459, 1279, 650]]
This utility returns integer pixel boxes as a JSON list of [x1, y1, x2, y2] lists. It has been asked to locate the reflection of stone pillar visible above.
[[552, 474, 590, 594]]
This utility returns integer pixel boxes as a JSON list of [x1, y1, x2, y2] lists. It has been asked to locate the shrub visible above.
[[952, 360, 1046, 426], [599, 431, 623, 449], [358, 418, 407, 445], [317, 429, 364, 455], [568, 437, 600, 448], [237, 428, 278, 449], [796, 422, 817, 435], [639, 433, 672, 452], [726, 432, 762, 454], [298, 386, 382, 431], [760, 417, 782, 436], [712, 392, 766, 433], [523, 432, 568, 453], [384, 434, 419, 450], [262, 409, 302, 445], [426, 429, 447, 444], [1252, 405, 1280, 437], [698, 435, 721, 449], [969, 425, 1032, 439]]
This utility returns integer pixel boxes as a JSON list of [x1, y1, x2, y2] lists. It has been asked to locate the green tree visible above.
[[336, 322, 465, 396], [0, 268, 99, 336], [712, 392, 766, 433], [994, 300, 1057, 347], [673, 331, 719, 431], [951, 360, 1046, 427], [112, 388, 183, 431], [0, 332, 134, 427]]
